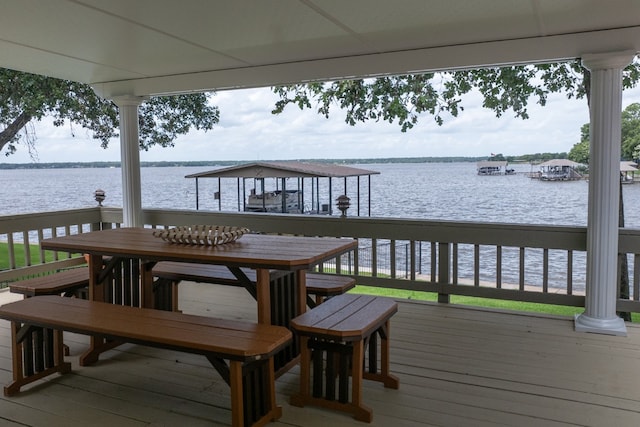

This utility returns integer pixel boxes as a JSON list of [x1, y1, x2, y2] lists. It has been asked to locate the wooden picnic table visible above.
[[40, 227, 357, 372]]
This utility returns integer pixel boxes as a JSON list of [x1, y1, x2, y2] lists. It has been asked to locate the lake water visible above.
[[3, 162, 640, 227], [3, 162, 640, 292]]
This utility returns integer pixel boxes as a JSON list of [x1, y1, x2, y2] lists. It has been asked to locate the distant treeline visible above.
[[0, 153, 568, 170]]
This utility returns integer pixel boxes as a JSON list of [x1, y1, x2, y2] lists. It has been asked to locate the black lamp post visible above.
[[94, 189, 106, 206], [336, 194, 350, 218]]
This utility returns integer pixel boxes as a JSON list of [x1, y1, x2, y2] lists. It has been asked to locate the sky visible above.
[[3, 84, 640, 164]]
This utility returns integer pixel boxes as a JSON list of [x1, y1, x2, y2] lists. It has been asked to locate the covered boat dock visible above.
[[526, 159, 585, 181], [536, 159, 584, 181], [476, 161, 514, 175], [620, 161, 638, 183], [185, 161, 380, 216]]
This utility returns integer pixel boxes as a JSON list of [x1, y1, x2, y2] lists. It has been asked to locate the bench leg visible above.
[[290, 338, 373, 422], [291, 324, 399, 423], [290, 336, 311, 408], [22, 295, 72, 356], [350, 339, 373, 422], [4, 322, 71, 396], [78, 336, 123, 366], [229, 361, 244, 427], [363, 321, 400, 389]]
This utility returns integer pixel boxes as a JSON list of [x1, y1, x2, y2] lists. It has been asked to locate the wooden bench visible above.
[[0, 296, 292, 427], [289, 294, 399, 422], [9, 267, 89, 298], [152, 261, 356, 310]]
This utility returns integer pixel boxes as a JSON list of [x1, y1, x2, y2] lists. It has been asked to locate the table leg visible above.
[[255, 268, 271, 324], [254, 269, 307, 376], [295, 270, 307, 318], [88, 254, 104, 302], [141, 261, 157, 309], [83, 254, 113, 365], [82, 256, 145, 365]]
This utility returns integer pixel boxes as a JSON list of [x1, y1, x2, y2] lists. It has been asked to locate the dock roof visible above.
[[477, 161, 508, 168], [620, 161, 638, 172], [185, 161, 380, 179], [538, 159, 583, 167]]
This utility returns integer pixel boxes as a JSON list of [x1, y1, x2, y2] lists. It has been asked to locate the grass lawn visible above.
[[353, 285, 640, 323], [0, 242, 59, 270]]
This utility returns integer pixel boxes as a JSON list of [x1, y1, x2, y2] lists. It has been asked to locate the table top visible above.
[[41, 227, 357, 271]]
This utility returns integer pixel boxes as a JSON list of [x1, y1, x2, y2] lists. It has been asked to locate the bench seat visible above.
[[290, 294, 399, 422], [0, 296, 292, 427], [152, 261, 356, 309], [9, 267, 89, 297]]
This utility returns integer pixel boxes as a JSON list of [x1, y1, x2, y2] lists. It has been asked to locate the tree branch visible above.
[[0, 111, 33, 153]]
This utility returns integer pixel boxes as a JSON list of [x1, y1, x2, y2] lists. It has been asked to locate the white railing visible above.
[[2, 207, 640, 313], [0, 208, 102, 282]]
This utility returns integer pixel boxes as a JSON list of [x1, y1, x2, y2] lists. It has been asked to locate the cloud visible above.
[[2, 83, 639, 163]]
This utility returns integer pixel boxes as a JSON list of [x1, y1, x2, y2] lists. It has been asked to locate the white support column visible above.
[[113, 96, 145, 228], [575, 51, 635, 336]]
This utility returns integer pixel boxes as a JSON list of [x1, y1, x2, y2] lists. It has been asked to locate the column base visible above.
[[574, 313, 627, 336]]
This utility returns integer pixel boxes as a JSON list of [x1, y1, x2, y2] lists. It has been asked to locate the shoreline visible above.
[[0, 155, 566, 170]]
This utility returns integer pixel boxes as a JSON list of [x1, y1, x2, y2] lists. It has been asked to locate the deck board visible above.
[[2, 285, 640, 427]]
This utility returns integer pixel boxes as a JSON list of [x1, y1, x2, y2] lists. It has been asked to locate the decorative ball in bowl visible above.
[[152, 225, 250, 245]]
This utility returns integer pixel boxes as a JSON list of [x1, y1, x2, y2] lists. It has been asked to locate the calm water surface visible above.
[[3, 162, 640, 227], [4, 162, 640, 292]]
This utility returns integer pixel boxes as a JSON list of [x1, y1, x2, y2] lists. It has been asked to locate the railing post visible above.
[[496, 246, 502, 289], [405, 244, 409, 279], [390, 240, 396, 278], [354, 240, 359, 276], [371, 238, 377, 277], [430, 242, 436, 282], [438, 242, 450, 303], [7, 233, 16, 270]]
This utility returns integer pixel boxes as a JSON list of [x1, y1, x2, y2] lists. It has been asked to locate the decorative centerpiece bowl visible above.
[[152, 225, 250, 246]]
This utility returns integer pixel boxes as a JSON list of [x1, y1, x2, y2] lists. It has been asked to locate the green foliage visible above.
[[489, 153, 511, 161], [568, 124, 590, 164], [273, 74, 456, 132], [272, 59, 639, 132], [0, 69, 220, 157], [568, 104, 640, 163], [515, 152, 567, 163], [622, 103, 640, 160]]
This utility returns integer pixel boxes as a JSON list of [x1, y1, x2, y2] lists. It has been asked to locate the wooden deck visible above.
[[2, 283, 640, 427]]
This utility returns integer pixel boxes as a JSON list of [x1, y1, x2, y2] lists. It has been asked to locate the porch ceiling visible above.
[[0, 1, 639, 98]]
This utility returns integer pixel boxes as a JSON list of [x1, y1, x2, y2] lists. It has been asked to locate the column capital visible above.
[[111, 95, 148, 107], [581, 50, 636, 71]]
